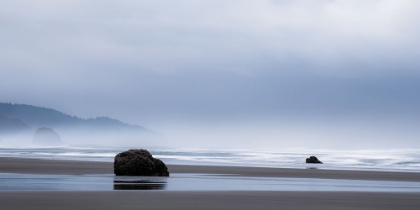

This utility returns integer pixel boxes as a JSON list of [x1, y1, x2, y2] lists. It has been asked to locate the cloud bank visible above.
[[1, 0, 420, 148]]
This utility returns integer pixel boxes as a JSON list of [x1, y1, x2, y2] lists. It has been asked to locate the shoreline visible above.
[[1, 157, 420, 209], [1, 157, 420, 182]]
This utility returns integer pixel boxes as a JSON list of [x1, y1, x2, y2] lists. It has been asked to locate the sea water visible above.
[[1, 173, 420, 192], [1, 145, 420, 172]]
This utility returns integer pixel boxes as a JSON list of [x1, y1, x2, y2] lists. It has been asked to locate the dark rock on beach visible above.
[[306, 156, 323, 164], [32, 127, 62, 146], [114, 149, 169, 176]]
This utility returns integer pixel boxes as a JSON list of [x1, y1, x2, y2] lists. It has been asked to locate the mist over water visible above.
[[1, 114, 420, 172], [150, 117, 420, 150], [1, 114, 419, 152]]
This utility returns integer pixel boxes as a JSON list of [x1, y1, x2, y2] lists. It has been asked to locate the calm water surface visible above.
[[1, 173, 420, 192]]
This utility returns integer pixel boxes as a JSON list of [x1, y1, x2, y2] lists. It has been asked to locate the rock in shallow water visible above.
[[114, 149, 169, 176], [306, 156, 323, 164], [32, 127, 62, 146]]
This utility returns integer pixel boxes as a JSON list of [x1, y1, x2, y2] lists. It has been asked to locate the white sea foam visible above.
[[1, 146, 420, 172]]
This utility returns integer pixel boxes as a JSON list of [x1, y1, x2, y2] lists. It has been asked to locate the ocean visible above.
[[1, 145, 420, 172]]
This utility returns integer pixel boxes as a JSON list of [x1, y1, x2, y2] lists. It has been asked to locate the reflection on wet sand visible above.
[[113, 176, 167, 190]]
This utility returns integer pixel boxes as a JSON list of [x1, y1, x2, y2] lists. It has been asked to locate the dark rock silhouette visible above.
[[306, 156, 322, 164], [114, 149, 169, 176], [33, 127, 62, 146]]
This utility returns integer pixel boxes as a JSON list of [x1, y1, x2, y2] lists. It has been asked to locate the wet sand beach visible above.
[[1, 157, 420, 210], [1, 191, 420, 210]]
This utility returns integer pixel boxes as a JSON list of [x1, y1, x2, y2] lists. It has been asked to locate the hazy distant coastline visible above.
[[0, 102, 162, 146]]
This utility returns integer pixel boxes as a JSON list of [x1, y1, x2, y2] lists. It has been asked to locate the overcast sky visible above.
[[1, 1, 420, 148]]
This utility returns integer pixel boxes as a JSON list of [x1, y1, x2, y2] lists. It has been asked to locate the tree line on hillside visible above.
[[0, 102, 149, 134]]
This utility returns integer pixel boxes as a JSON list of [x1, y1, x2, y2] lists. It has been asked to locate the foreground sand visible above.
[[1, 157, 420, 210], [1, 191, 419, 210]]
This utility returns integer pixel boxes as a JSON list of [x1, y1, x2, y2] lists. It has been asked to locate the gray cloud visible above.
[[2, 0, 420, 75], [1, 0, 420, 148]]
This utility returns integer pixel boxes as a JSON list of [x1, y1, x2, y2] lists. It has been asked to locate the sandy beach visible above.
[[1, 191, 420, 210], [1, 157, 420, 210]]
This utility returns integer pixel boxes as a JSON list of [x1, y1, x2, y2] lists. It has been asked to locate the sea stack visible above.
[[114, 149, 169, 176], [306, 156, 323, 164], [32, 127, 62, 146]]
